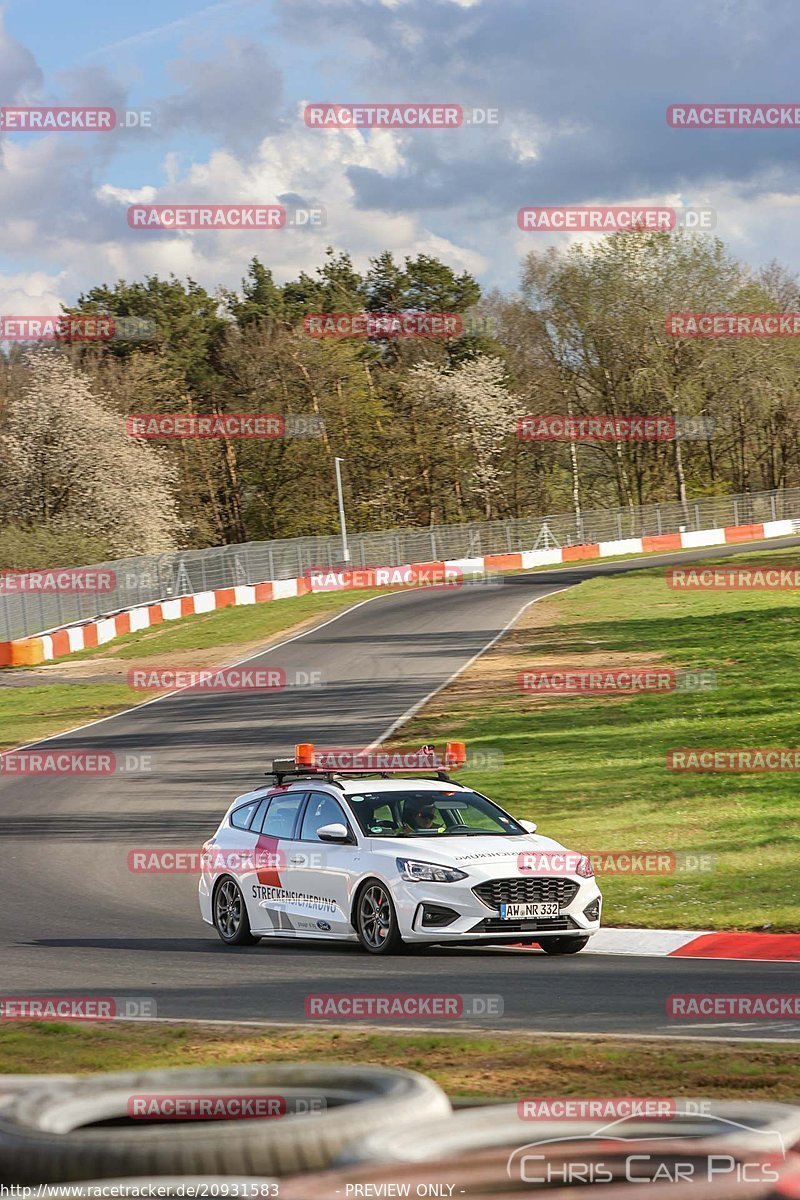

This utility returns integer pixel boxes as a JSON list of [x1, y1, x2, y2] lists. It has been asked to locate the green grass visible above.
[[402, 546, 800, 932], [0, 1023, 797, 1101], [0, 683, 139, 752]]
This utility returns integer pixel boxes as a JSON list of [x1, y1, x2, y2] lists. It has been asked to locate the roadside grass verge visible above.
[[399, 546, 800, 931], [0, 683, 140, 753], [0, 1022, 797, 1102]]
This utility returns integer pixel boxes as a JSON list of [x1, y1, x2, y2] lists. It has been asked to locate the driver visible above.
[[402, 797, 440, 833]]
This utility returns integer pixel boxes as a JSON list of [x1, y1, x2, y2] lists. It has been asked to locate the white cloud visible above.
[[1, 0, 800, 315], [0, 270, 69, 316]]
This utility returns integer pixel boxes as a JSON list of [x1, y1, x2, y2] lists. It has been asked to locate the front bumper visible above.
[[391, 873, 602, 942]]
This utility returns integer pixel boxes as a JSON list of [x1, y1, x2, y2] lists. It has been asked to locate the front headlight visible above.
[[396, 858, 468, 883], [576, 854, 594, 878]]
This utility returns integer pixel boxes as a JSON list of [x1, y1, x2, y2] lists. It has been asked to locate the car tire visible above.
[[212, 876, 260, 946], [0, 1063, 451, 1183], [355, 879, 405, 955], [538, 936, 590, 955]]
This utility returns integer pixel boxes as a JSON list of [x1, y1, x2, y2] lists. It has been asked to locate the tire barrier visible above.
[[0, 1063, 451, 1184], [3, 1067, 800, 1194]]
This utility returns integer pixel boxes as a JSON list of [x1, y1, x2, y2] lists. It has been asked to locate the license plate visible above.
[[499, 902, 560, 920]]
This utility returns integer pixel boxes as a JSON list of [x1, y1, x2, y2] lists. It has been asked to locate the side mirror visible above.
[[317, 822, 351, 843], [520, 819, 538, 834]]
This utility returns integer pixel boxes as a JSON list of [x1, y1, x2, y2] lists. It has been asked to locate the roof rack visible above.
[[264, 766, 456, 788], [264, 743, 466, 787]]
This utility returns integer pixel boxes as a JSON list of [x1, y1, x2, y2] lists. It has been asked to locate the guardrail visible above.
[[2, 485, 800, 643]]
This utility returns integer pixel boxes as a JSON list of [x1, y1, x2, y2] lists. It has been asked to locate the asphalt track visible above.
[[1, 538, 799, 1040]]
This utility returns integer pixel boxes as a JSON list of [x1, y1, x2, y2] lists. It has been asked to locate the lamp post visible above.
[[334, 457, 351, 563]]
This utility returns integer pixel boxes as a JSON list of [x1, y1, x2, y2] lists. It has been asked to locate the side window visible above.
[[229, 800, 260, 830], [260, 793, 305, 840], [300, 793, 351, 842], [249, 795, 273, 834]]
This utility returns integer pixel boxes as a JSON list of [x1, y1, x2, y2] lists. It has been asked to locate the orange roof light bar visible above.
[[295, 742, 316, 767], [286, 742, 468, 774], [445, 741, 467, 769]]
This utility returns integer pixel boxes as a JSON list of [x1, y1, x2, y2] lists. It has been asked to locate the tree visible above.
[[1, 350, 181, 556], [401, 356, 523, 521], [223, 258, 285, 328], [520, 232, 762, 518]]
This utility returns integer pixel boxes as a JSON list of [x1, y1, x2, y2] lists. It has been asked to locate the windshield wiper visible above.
[[442, 829, 512, 836]]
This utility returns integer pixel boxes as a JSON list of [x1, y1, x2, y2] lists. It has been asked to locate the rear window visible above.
[[260, 793, 305, 839], [229, 800, 260, 830]]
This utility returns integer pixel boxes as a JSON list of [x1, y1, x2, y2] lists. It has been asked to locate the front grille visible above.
[[470, 916, 577, 934], [473, 877, 580, 911]]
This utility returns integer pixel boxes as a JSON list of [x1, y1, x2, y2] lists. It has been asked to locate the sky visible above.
[[1, 0, 799, 315]]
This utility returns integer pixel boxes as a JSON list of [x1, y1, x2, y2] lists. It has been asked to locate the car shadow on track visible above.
[[27, 936, 542, 957]]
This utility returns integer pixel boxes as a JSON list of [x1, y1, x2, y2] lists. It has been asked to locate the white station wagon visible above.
[[199, 743, 602, 954]]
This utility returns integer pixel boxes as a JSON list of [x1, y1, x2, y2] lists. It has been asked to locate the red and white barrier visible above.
[[586, 927, 800, 961], [1, 518, 796, 667]]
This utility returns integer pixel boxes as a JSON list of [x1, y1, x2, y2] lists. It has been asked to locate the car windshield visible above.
[[346, 789, 526, 838]]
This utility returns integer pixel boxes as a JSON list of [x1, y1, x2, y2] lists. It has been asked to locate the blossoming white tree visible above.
[[1, 350, 181, 556], [403, 356, 524, 520]]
